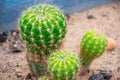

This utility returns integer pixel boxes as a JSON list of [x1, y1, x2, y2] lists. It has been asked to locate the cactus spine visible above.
[[80, 30, 108, 66], [48, 51, 79, 80]]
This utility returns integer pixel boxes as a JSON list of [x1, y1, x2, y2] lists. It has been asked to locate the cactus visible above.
[[48, 50, 79, 80], [38, 77, 50, 80], [19, 5, 67, 76], [80, 30, 108, 66], [19, 5, 67, 55]]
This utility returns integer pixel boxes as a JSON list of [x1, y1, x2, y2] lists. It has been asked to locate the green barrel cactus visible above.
[[80, 30, 108, 66], [19, 5, 67, 76], [19, 5, 67, 55], [38, 77, 50, 80], [48, 51, 79, 80]]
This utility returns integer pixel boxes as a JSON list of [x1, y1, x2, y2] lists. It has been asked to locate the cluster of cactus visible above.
[[48, 50, 79, 80], [80, 30, 108, 66], [19, 4, 109, 80], [19, 5, 67, 55]]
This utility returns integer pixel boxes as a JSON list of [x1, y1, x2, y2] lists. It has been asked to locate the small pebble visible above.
[[112, 6, 116, 10], [11, 41, 23, 52], [87, 15, 96, 19], [11, 47, 22, 52], [16, 74, 23, 80], [26, 73, 32, 79], [11, 29, 20, 35], [2, 32, 8, 37], [100, 70, 112, 80], [0, 34, 7, 43], [88, 73, 104, 80], [107, 38, 116, 51], [12, 32, 17, 36], [64, 12, 70, 20], [89, 70, 112, 80]]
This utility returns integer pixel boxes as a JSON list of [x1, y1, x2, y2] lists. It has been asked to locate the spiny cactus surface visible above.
[[80, 30, 108, 66], [48, 51, 79, 80], [19, 5, 67, 55]]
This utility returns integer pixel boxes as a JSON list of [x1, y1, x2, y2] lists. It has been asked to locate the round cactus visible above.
[[48, 51, 79, 80], [38, 77, 50, 80], [19, 5, 67, 76], [19, 5, 67, 55], [80, 30, 108, 66]]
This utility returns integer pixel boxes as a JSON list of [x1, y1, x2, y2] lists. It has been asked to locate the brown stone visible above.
[[107, 38, 116, 51]]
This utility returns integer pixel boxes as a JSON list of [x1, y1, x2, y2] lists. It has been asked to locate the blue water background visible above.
[[0, 0, 117, 32]]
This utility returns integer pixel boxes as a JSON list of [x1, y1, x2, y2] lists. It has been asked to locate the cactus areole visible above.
[[48, 51, 79, 80], [80, 30, 108, 66], [19, 5, 67, 55]]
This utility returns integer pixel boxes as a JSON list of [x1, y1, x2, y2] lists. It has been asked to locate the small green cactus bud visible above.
[[80, 30, 108, 66], [19, 5, 67, 55], [38, 77, 50, 80], [48, 51, 79, 80]]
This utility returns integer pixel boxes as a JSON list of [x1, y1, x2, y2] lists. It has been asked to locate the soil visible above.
[[0, 2, 120, 80]]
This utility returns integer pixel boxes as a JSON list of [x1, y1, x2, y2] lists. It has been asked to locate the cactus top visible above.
[[80, 30, 108, 66], [19, 5, 67, 47], [48, 51, 79, 80]]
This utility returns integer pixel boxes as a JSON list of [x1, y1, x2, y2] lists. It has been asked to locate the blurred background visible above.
[[0, 0, 118, 32]]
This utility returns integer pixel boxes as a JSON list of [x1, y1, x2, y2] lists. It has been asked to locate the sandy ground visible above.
[[0, 2, 120, 80]]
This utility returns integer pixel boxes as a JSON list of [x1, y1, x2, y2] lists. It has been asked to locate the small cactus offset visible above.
[[80, 30, 108, 66], [48, 51, 79, 80], [19, 5, 67, 55], [38, 77, 50, 80]]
